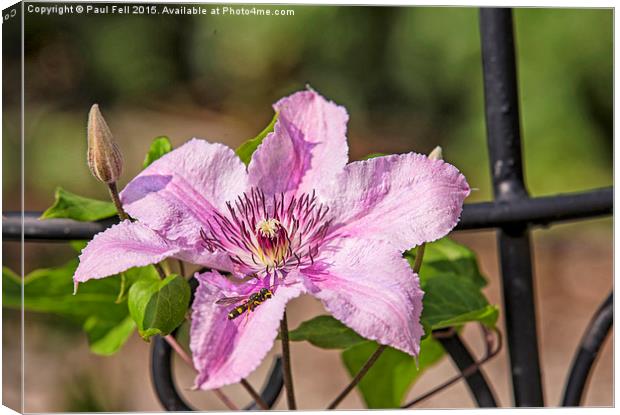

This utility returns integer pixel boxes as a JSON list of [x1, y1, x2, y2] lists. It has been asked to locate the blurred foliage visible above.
[[63, 373, 127, 412], [7, 6, 610, 209]]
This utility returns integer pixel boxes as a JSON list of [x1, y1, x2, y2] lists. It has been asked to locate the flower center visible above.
[[254, 218, 290, 268], [200, 188, 331, 280], [256, 218, 282, 239]]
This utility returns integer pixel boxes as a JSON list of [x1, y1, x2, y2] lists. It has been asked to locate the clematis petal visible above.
[[174, 248, 235, 273], [121, 138, 248, 245], [248, 89, 349, 197], [319, 153, 470, 251], [73, 220, 179, 288], [302, 238, 424, 356], [190, 271, 305, 390]]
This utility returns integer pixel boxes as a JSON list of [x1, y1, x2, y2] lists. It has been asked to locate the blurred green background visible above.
[[2, 6, 612, 210], [2, 4, 612, 412]]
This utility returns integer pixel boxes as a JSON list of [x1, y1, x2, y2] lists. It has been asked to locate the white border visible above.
[[0, 1, 616, 415]]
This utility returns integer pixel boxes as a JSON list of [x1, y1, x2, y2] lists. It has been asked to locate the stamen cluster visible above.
[[200, 188, 331, 281]]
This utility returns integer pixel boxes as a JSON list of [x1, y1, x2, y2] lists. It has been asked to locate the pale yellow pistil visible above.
[[255, 218, 289, 268], [256, 218, 281, 238]]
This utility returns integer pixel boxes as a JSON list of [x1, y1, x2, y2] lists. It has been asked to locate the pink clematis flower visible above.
[[73, 88, 470, 390]]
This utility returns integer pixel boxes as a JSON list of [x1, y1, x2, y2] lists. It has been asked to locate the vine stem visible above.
[[240, 379, 269, 410], [327, 345, 387, 409], [163, 335, 239, 411], [177, 259, 186, 277], [280, 310, 297, 409], [400, 327, 502, 408], [326, 243, 427, 410], [412, 243, 426, 274], [164, 335, 193, 368]]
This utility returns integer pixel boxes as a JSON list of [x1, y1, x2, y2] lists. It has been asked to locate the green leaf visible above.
[[115, 266, 160, 304], [2, 266, 21, 305], [143, 136, 173, 168], [83, 315, 136, 356], [4, 260, 124, 321], [128, 273, 190, 341], [288, 315, 366, 349], [236, 112, 278, 165], [69, 240, 88, 252], [341, 337, 445, 408], [403, 237, 498, 330], [40, 187, 116, 222], [421, 272, 498, 329], [405, 237, 487, 288], [1, 262, 159, 355], [429, 304, 499, 329], [360, 152, 386, 160]]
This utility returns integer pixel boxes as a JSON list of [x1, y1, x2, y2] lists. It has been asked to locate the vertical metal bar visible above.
[[479, 8, 544, 407]]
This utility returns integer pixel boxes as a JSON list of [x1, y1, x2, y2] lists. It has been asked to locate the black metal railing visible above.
[[2, 7, 612, 409]]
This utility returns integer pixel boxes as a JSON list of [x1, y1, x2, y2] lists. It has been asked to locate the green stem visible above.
[[240, 379, 269, 410], [154, 263, 167, 279], [327, 345, 387, 409], [107, 182, 129, 221], [280, 310, 297, 409], [177, 259, 186, 278], [413, 243, 426, 273]]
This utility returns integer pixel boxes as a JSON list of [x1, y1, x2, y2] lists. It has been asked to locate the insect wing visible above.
[[215, 295, 248, 306]]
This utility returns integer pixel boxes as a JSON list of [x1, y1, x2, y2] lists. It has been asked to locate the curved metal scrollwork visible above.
[[151, 334, 284, 411], [562, 293, 613, 406]]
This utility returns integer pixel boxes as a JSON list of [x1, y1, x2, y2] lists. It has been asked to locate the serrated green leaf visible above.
[[235, 112, 278, 165], [40, 187, 116, 222], [341, 337, 445, 408], [143, 136, 173, 168], [402, 237, 498, 330], [420, 273, 498, 330], [430, 304, 499, 329], [288, 315, 366, 349], [128, 273, 190, 341]]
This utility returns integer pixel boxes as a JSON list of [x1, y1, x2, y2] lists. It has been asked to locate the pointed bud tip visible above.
[[428, 146, 443, 161], [87, 104, 123, 184]]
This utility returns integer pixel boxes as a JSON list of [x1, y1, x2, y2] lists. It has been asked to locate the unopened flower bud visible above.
[[428, 146, 443, 161], [87, 104, 123, 184]]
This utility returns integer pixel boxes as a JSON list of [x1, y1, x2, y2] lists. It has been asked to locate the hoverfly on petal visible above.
[[216, 288, 274, 320]]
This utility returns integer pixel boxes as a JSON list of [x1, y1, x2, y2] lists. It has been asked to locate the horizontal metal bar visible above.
[[2, 187, 612, 242], [2, 212, 118, 241], [458, 187, 612, 230], [561, 292, 613, 407]]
